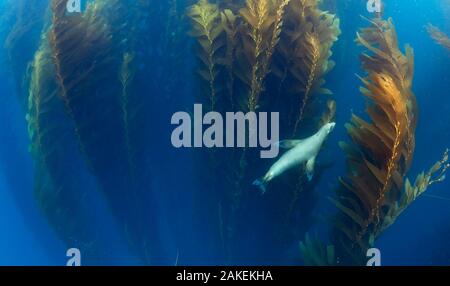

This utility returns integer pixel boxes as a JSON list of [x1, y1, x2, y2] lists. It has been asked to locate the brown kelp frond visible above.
[[357, 17, 415, 93], [239, 0, 290, 111], [426, 24, 450, 52], [379, 149, 449, 235], [299, 234, 336, 266], [188, 0, 224, 110], [275, 0, 340, 134], [49, 0, 139, 180], [332, 18, 417, 264], [50, 0, 112, 152]]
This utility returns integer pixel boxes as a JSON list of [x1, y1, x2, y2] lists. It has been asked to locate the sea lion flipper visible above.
[[306, 156, 316, 181], [276, 140, 305, 149]]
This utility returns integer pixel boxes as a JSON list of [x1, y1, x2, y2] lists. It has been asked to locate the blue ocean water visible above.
[[0, 0, 449, 266]]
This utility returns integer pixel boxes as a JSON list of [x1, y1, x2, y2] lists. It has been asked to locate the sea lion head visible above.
[[324, 122, 336, 135]]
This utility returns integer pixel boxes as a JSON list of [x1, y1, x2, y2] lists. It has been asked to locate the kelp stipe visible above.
[[426, 24, 450, 52], [273, 0, 340, 135]]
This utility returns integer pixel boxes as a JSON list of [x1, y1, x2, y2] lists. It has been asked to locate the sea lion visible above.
[[253, 122, 336, 194]]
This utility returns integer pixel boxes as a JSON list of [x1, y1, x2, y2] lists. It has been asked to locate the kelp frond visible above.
[[49, 0, 112, 160], [332, 17, 417, 264], [380, 149, 449, 234], [27, 39, 58, 163], [426, 24, 450, 52], [239, 0, 290, 111], [274, 0, 340, 135], [188, 0, 224, 110], [27, 35, 96, 256]]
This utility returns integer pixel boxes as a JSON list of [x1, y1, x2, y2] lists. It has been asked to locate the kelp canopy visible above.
[[188, 0, 340, 119]]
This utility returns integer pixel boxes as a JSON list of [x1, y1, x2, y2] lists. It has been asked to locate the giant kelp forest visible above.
[[0, 0, 449, 265], [2, 0, 192, 264]]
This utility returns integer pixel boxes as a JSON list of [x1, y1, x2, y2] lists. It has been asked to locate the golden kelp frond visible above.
[[380, 149, 449, 235], [357, 17, 415, 94], [239, 0, 290, 111], [299, 234, 336, 266], [426, 24, 450, 52], [188, 0, 224, 110], [274, 0, 340, 134], [221, 9, 238, 108], [332, 18, 417, 264]]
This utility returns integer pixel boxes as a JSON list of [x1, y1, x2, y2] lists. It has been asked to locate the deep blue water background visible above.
[[0, 0, 449, 265]]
